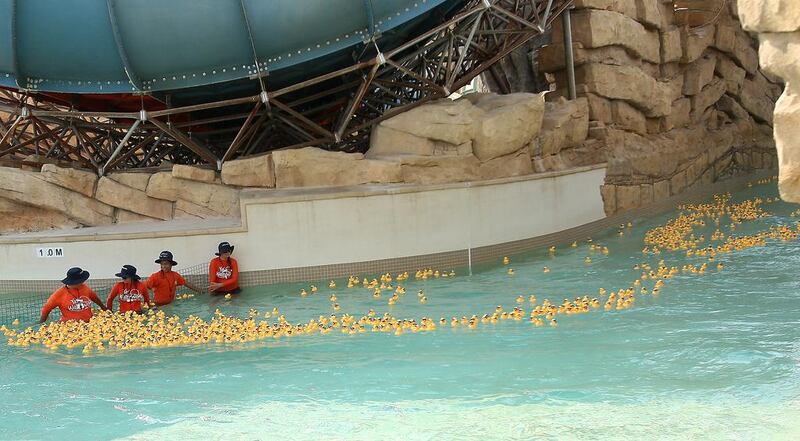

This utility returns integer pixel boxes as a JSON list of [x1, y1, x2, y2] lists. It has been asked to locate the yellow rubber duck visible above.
[[329, 280, 336, 289], [543, 266, 550, 273], [571, 241, 577, 248], [419, 296, 427, 304], [507, 268, 515, 276], [516, 296, 524, 304], [224, 293, 232, 300], [300, 289, 307, 297], [503, 256, 510, 265], [548, 246, 556, 253]]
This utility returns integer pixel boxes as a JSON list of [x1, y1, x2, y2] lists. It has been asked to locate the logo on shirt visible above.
[[216, 266, 232, 280], [67, 296, 91, 312], [120, 288, 144, 303]]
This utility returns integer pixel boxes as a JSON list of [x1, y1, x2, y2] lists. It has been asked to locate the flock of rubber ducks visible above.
[[3, 177, 797, 354]]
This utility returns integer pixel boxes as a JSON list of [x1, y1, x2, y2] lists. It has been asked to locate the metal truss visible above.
[[0, 0, 572, 174]]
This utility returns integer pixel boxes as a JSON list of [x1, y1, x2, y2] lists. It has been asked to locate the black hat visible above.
[[215, 241, 234, 256], [155, 251, 178, 266], [62, 267, 90, 285], [115, 265, 141, 281]]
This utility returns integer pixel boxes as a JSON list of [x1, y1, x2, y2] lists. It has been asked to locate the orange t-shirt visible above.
[[146, 270, 187, 305], [42, 284, 102, 322], [209, 257, 239, 292], [106, 280, 150, 313]]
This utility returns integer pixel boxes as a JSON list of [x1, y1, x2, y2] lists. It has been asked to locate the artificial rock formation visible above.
[[538, 0, 781, 214], [738, 0, 800, 202], [366, 92, 544, 181]]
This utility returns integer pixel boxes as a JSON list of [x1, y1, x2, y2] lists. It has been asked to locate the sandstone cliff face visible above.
[[538, 0, 781, 214], [738, 0, 800, 202]]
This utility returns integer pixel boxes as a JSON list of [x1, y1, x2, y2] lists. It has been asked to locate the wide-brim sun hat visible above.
[[155, 250, 178, 266], [115, 264, 141, 281], [62, 267, 90, 285], [215, 241, 235, 256]]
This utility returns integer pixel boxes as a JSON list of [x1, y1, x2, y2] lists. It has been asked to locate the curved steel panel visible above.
[[1, 0, 450, 94]]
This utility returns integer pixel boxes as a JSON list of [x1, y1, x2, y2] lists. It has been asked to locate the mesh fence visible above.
[[0, 262, 209, 326]]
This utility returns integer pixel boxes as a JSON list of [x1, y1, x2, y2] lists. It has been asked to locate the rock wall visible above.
[[0, 93, 554, 234], [738, 0, 800, 203], [538, 0, 781, 214]]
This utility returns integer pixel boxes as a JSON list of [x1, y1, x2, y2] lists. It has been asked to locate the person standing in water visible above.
[[146, 251, 203, 306], [40, 267, 107, 323], [208, 241, 241, 295], [106, 265, 150, 313]]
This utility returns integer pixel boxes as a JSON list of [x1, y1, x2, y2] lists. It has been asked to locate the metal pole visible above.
[[562, 7, 576, 100]]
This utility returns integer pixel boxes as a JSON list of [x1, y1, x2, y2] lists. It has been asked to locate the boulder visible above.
[[740, 78, 776, 123], [0, 167, 114, 226], [533, 154, 569, 173], [615, 185, 641, 211], [0, 196, 79, 233], [600, 184, 616, 215], [611, 100, 647, 135], [95, 177, 173, 221], [220, 154, 275, 187], [691, 78, 727, 117], [367, 125, 438, 157], [663, 98, 691, 130], [681, 26, 716, 64], [714, 25, 736, 53], [478, 148, 533, 180], [586, 93, 613, 124], [385, 154, 480, 185], [579, 63, 677, 117], [175, 199, 222, 219], [536, 97, 589, 156], [567, 9, 660, 63], [272, 147, 402, 188], [108, 172, 152, 191], [716, 94, 751, 121], [538, 44, 640, 72], [738, 0, 800, 33], [715, 55, 746, 95], [773, 85, 800, 202], [683, 55, 717, 96], [40, 164, 97, 197], [367, 125, 473, 158], [172, 164, 216, 183], [380, 98, 481, 145], [146, 172, 240, 216], [471, 93, 545, 161], [757, 32, 800, 86], [660, 27, 682, 63], [732, 31, 760, 75], [571, 0, 662, 29]]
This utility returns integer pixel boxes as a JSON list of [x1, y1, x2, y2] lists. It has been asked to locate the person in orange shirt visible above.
[[106, 265, 151, 313], [208, 241, 241, 295], [40, 267, 107, 323], [146, 251, 202, 306]]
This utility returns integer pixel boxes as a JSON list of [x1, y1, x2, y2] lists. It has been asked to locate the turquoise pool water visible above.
[[2, 181, 800, 440]]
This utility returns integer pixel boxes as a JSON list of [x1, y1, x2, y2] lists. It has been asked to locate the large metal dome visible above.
[[1, 0, 456, 95]]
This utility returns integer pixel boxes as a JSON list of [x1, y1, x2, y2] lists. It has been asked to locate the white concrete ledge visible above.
[[0, 165, 607, 280]]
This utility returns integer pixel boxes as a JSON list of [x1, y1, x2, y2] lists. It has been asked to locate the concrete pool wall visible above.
[[0, 165, 606, 292]]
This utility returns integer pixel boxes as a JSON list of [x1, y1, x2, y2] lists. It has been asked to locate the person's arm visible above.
[[40, 293, 58, 323], [177, 273, 202, 293], [219, 259, 239, 291], [208, 260, 224, 292], [141, 282, 151, 305], [104, 286, 118, 311]]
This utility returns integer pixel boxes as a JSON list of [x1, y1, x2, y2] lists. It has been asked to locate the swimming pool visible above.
[[2, 178, 799, 440]]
